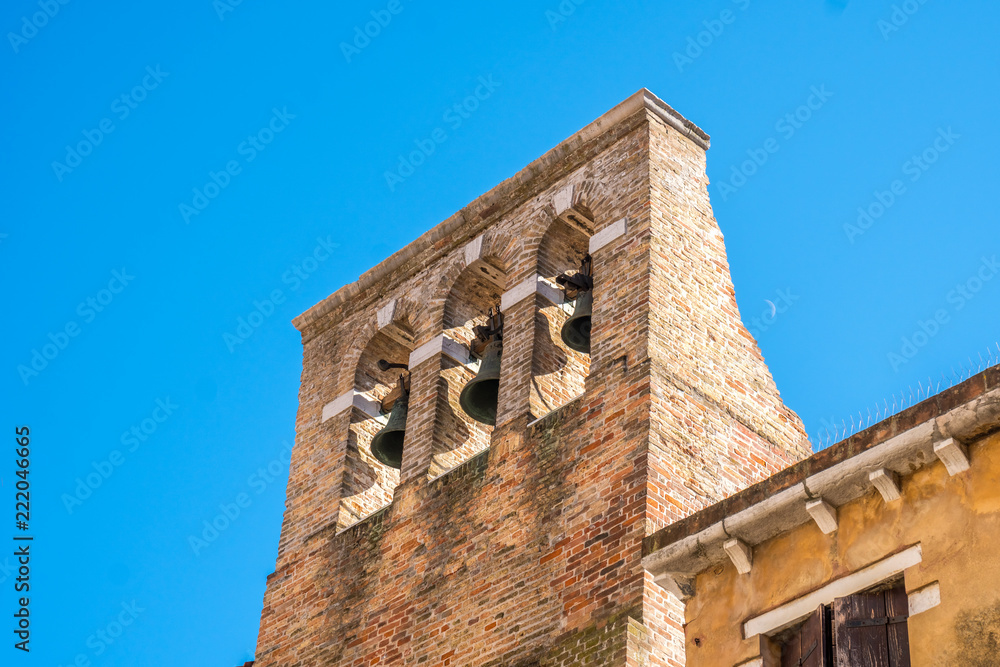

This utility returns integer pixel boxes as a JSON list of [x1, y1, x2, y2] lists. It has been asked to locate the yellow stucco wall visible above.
[[682, 430, 1000, 667]]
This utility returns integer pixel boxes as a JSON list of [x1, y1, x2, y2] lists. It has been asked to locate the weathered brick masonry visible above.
[[250, 89, 812, 666]]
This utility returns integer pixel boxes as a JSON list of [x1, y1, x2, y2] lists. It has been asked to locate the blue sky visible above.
[[2, 0, 998, 664]]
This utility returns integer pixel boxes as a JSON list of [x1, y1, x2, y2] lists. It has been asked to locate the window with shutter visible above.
[[833, 583, 911, 666], [779, 605, 833, 667]]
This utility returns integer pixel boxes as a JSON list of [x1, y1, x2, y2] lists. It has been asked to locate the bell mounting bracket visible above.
[[556, 254, 593, 300], [470, 305, 504, 359], [377, 359, 410, 412]]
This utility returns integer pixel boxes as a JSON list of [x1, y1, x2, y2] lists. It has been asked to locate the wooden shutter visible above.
[[781, 606, 832, 667], [833, 585, 911, 666]]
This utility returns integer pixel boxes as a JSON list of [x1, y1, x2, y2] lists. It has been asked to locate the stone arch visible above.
[[571, 177, 619, 225], [479, 228, 521, 273], [428, 244, 513, 479], [529, 206, 594, 419], [335, 298, 417, 529], [333, 297, 420, 397], [425, 229, 520, 336]]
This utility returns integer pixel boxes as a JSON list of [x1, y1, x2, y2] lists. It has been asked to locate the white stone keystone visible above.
[[376, 300, 397, 329], [553, 184, 575, 215], [806, 498, 838, 534], [463, 234, 484, 267]]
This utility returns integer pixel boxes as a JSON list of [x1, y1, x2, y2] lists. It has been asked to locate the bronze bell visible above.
[[560, 289, 593, 354], [459, 306, 504, 425], [556, 254, 593, 354], [459, 339, 502, 425], [369, 368, 409, 469]]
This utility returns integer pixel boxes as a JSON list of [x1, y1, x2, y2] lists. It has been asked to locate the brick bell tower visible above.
[[249, 89, 811, 666]]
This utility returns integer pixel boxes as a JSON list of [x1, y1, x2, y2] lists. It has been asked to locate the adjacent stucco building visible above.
[[643, 368, 1000, 666]]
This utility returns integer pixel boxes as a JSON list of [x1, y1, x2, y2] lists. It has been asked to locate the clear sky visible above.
[[3, 0, 998, 664]]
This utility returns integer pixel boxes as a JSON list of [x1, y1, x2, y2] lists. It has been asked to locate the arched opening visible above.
[[338, 323, 413, 529], [531, 216, 592, 419], [430, 257, 507, 478]]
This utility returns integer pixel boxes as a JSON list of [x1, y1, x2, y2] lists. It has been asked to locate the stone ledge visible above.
[[429, 447, 491, 489]]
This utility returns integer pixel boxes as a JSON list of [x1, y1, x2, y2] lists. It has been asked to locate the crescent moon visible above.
[[765, 300, 777, 318]]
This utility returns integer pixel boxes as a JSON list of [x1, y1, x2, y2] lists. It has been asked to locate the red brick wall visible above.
[[251, 103, 809, 666]]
